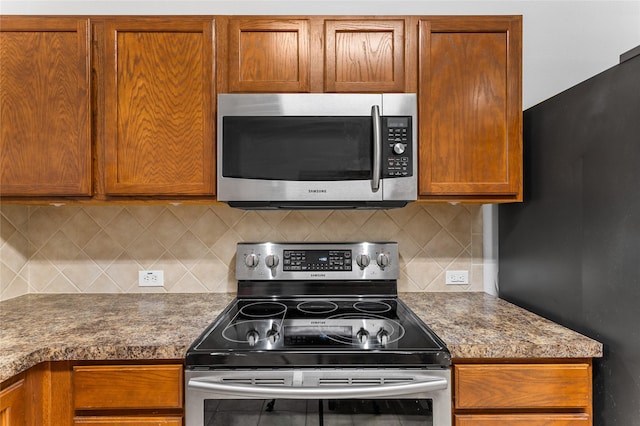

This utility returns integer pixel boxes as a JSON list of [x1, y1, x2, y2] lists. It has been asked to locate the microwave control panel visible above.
[[382, 117, 413, 178]]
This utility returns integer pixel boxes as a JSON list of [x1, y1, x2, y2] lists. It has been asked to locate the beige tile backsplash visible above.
[[0, 203, 483, 300]]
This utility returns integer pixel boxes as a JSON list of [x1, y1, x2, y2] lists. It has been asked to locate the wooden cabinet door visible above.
[[0, 378, 26, 426], [454, 363, 591, 410], [455, 413, 591, 426], [102, 18, 215, 195], [325, 19, 405, 92], [0, 17, 91, 197], [226, 18, 310, 92], [418, 17, 522, 201], [74, 416, 182, 425], [73, 365, 182, 410]]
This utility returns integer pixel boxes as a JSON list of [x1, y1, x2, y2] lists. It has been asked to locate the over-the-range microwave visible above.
[[217, 93, 417, 209]]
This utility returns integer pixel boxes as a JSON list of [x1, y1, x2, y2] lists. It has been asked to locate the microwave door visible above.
[[219, 122, 383, 202]]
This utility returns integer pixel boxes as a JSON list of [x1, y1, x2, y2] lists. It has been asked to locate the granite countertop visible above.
[[0, 292, 602, 383]]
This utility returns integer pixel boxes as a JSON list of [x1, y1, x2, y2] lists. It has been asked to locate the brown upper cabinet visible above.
[[0, 17, 92, 197], [324, 19, 406, 92], [418, 16, 523, 202], [1, 15, 522, 203], [225, 18, 310, 92], [98, 17, 215, 196], [221, 17, 411, 93]]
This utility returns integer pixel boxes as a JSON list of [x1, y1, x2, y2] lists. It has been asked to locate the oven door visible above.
[[185, 368, 451, 426], [216, 93, 417, 205]]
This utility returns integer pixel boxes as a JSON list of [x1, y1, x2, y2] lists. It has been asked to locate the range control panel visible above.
[[236, 242, 398, 281], [283, 249, 352, 272]]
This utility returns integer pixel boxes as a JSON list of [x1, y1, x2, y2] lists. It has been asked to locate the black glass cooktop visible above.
[[185, 297, 450, 369]]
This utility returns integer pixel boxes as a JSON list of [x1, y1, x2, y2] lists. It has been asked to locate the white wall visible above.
[[2, 0, 639, 108]]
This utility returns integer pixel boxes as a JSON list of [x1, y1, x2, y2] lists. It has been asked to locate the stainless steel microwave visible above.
[[217, 93, 417, 209]]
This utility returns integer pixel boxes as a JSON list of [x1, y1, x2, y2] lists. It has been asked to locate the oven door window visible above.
[[203, 398, 434, 425], [222, 116, 373, 181]]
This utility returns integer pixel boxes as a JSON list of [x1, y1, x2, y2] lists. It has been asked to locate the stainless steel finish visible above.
[[371, 104, 382, 193], [393, 142, 406, 155], [356, 253, 371, 269], [377, 253, 390, 268], [356, 328, 369, 344], [217, 93, 417, 205], [235, 242, 398, 282], [265, 254, 279, 268], [378, 328, 390, 346], [246, 330, 259, 346], [244, 253, 259, 268], [185, 368, 451, 426]]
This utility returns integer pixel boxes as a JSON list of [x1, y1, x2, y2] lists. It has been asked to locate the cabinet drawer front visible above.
[[456, 413, 590, 426], [74, 416, 182, 425], [73, 365, 182, 410], [455, 364, 590, 409]]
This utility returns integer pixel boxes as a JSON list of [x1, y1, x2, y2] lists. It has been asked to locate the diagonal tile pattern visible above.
[[0, 203, 483, 300]]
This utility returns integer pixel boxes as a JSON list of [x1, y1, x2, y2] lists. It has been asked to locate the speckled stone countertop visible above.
[[0, 292, 602, 383]]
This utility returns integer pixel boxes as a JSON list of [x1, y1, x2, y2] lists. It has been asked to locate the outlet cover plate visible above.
[[138, 270, 164, 287], [446, 270, 469, 285]]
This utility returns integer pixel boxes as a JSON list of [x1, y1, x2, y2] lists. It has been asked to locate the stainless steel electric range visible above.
[[185, 242, 452, 426]]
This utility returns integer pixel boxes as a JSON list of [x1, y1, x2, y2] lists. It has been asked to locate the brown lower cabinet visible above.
[[453, 360, 593, 426], [74, 418, 183, 426], [456, 414, 590, 426], [0, 376, 27, 425], [72, 363, 183, 425], [0, 361, 183, 426], [2, 359, 594, 426]]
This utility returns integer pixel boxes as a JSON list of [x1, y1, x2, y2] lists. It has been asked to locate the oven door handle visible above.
[[371, 104, 382, 193], [188, 376, 448, 399]]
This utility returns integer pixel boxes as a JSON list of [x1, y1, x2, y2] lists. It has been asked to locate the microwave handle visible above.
[[371, 105, 382, 193]]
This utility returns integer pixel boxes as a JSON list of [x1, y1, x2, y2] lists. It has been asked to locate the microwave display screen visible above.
[[222, 116, 372, 181]]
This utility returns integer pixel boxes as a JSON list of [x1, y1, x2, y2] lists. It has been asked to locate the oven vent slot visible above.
[[221, 378, 286, 386], [318, 377, 414, 386]]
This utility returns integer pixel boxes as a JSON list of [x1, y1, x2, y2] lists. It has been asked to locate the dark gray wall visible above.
[[499, 53, 640, 425]]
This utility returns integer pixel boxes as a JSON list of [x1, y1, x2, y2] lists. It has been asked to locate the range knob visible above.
[[266, 325, 280, 344], [246, 330, 260, 347], [377, 329, 390, 346], [393, 142, 406, 155], [376, 253, 390, 269], [244, 253, 259, 268], [356, 328, 370, 345], [355, 254, 370, 269], [265, 254, 279, 268]]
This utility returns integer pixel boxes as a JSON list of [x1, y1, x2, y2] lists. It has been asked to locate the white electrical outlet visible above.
[[138, 270, 164, 287], [446, 270, 469, 285]]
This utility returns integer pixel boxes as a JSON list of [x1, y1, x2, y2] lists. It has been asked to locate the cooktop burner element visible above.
[[186, 242, 450, 369]]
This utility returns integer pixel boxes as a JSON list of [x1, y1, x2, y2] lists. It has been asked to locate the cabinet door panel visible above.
[[0, 17, 91, 196], [227, 19, 309, 92], [74, 416, 182, 425], [103, 18, 214, 195], [73, 365, 182, 410], [325, 20, 405, 92], [456, 413, 590, 426], [0, 378, 26, 426], [419, 17, 522, 200], [455, 363, 591, 410]]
